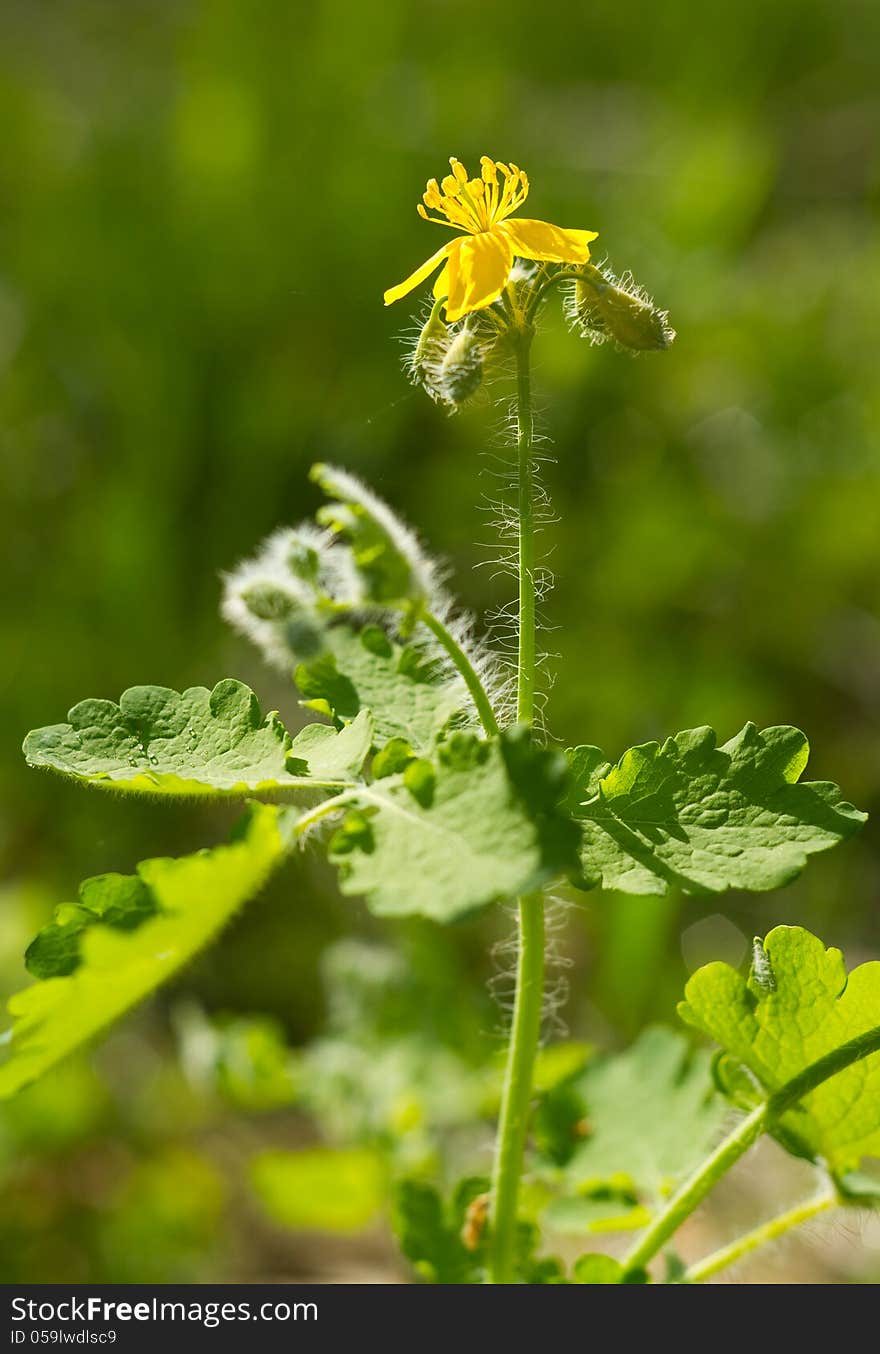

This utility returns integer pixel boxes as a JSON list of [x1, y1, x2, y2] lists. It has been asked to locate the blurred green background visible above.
[[2, 0, 879, 1283]]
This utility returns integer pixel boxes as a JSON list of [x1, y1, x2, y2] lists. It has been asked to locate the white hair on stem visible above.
[[488, 895, 575, 1043]]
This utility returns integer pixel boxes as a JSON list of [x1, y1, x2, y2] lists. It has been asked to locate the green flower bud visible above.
[[409, 305, 448, 383], [439, 328, 483, 405], [571, 265, 674, 352]]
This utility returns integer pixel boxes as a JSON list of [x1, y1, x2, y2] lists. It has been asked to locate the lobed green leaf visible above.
[[296, 623, 467, 751], [678, 925, 880, 1176], [392, 1177, 545, 1283], [568, 723, 865, 896], [23, 679, 371, 797], [322, 729, 580, 922]]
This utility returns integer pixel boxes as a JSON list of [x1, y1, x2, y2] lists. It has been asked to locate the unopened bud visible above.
[[439, 328, 483, 405], [410, 306, 448, 383], [571, 265, 674, 352]]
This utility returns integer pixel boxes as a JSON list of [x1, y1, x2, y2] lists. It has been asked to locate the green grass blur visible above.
[[1, 0, 879, 1282]]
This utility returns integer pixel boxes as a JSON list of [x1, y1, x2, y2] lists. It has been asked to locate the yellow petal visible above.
[[433, 260, 451, 299], [496, 218, 598, 264], [444, 229, 513, 323], [383, 240, 457, 307]]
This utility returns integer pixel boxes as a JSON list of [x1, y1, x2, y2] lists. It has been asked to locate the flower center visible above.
[[417, 157, 529, 235]]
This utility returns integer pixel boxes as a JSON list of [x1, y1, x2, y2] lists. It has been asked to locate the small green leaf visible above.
[[286, 708, 373, 779], [557, 1027, 725, 1201], [26, 874, 156, 979], [531, 1041, 593, 1095], [391, 1177, 537, 1283], [572, 1253, 648, 1284], [0, 805, 287, 1097], [297, 624, 466, 751], [24, 680, 369, 796], [836, 1169, 880, 1207], [371, 737, 415, 779], [393, 1178, 486, 1284], [324, 729, 580, 922], [527, 1256, 569, 1284], [568, 723, 864, 896], [678, 925, 880, 1175], [251, 1147, 385, 1233]]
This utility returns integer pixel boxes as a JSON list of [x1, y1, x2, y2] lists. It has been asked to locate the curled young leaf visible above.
[[311, 462, 438, 608]]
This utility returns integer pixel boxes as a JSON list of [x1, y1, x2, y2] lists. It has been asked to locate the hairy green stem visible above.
[[622, 1022, 880, 1277], [293, 791, 358, 836], [622, 1103, 768, 1276], [684, 1191, 836, 1284], [488, 328, 544, 1284], [420, 608, 499, 736], [489, 891, 545, 1283], [514, 332, 536, 726], [525, 266, 589, 322], [525, 262, 615, 326]]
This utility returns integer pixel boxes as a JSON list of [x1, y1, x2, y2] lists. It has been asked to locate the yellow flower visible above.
[[384, 156, 598, 323]]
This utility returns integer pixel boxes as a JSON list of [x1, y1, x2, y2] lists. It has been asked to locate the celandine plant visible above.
[[6, 156, 880, 1285]]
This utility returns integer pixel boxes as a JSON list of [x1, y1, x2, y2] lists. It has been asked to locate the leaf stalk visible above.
[[621, 1022, 880, 1277]]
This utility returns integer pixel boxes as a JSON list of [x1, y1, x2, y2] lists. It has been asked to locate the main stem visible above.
[[488, 328, 544, 1285], [514, 331, 537, 725]]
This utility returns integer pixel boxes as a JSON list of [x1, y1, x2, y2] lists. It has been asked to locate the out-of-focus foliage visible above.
[[0, 804, 286, 1095], [251, 1146, 386, 1234], [540, 1027, 725, 1200], [2, 0, 880, 1283]]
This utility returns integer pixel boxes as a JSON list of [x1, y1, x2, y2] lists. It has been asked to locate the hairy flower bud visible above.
[[409, 306, 448, 384], [438, 328, 483, 406], [570, 264, 675, 352]]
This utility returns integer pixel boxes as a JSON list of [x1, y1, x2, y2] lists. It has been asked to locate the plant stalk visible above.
[[488, 891, 545, 1283], [684, 1191, 835, 1284], [514, 331, 536, 726], [488, 327, 544, 1284], [621, 1022, 880, 1277], [621, 1103, 768, 1277], [420, 608, 499, 736]]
